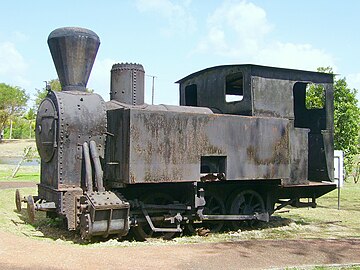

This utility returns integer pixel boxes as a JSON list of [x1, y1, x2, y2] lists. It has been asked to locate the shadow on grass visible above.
[[15, 208, 87, 244], [14, 208, 139, 245], [14, 207, 304, 244], [259, 215, 309, 228]]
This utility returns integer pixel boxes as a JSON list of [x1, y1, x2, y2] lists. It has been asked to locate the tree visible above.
[[23, 108, 36, 139], [34, 79, 62, 108], [305, 67, 330, 110], [333, 77, 360, 177], [308, 67, 360, 178], [34, 79, 93, 108], [0, 83, 29, 141]]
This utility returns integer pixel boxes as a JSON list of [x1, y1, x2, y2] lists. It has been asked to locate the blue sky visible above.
[[1, 0, 360, 106]]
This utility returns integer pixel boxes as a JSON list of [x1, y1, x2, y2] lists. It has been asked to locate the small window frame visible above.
[[225, 72, 244, 103], [184, 84, 198, 106]]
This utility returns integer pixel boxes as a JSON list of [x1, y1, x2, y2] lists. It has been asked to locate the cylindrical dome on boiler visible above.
[[110, 63, 145, 105]]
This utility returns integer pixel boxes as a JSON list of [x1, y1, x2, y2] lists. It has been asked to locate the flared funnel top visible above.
[[48, 27, 100, 91]]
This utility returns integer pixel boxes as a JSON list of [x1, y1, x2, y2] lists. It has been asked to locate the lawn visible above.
[[1, 140, 359, 247], [0, 140, 40, 182], [0, 164, 40, 182], [0, 182, 359, 247]]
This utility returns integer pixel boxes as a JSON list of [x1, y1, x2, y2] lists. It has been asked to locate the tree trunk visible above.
[[9, 120, 13, 139], [11, 147, 31, 178]]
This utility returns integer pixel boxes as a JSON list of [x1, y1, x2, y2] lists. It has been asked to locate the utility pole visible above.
[[146, 75, 157, 105]]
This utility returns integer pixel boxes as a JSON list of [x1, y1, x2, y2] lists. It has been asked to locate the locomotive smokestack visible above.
[[110, 63, 145, 105], [48, 27, 100, 92]]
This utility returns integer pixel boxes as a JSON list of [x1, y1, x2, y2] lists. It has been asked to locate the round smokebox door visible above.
[[35, 98, 58, 162]]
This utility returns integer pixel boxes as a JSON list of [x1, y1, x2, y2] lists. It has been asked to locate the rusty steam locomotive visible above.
[[16, 27, 336, 240]]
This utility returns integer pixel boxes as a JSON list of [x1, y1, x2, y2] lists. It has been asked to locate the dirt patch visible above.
[[0, 181, 37, 189], [0, 230, 359, 270], [0, 139, 36, 158]]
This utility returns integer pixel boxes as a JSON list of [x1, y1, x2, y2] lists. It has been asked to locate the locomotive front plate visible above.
[[35, 98, 57, 162]]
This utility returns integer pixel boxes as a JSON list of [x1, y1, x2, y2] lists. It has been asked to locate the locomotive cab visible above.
[[178, 65, 334, 183]]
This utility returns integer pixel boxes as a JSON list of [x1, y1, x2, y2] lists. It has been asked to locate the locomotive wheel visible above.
[[15, 189, 22, 212], [229, 190, 265, 230], [27, 195, 36, 223], [133, 193, 177, 241], [188, 192, 225, 234]]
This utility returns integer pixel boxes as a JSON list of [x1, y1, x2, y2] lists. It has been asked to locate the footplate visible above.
[[80, 191, 130, 239]]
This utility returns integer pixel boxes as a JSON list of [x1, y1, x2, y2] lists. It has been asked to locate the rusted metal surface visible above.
[[36, 91, 107, 191], [80, 191, 130, 239], [251, 77, 294, 118], [26, 195, 35, 223], [288, 128, 309, 185], [15, 189, 22, 212], [35, 98, 57, 163], [48, 27, 100, 92], [62, 189, 83, 230], [25, 27, 337, 240], [106, 107, 291, 184], [178, 64, 334, 183], [34, 27, 112, 237], [111, 63, 145, 105]]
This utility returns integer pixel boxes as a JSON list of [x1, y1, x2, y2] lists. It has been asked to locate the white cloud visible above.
[[0, 41, 29, 87], [208, 0, 271, 40], [255, 42, 336, 71], [195, 0, 272, 57], [135, 0, 196, 36], [195, 0, 335, 72]]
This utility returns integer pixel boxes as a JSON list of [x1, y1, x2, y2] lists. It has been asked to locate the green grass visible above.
[[273, 183, 360, 239], [0, 164, 40, 182], [0, 182, 359, 247], [0, 139, 40, 182], [0, 188, 40, 234], [0, 187, 85, 244], [1, 140, 359, 245]]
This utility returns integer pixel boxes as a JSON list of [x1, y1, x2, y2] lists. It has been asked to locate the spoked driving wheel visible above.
[[188, 192, 225, 233], [133, 193, 177, 241], [229, 190, 265, 230]]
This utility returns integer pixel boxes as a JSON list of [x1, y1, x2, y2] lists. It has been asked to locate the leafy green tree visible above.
[[34, 79, 93, 108], [3, 116, 30, 139], [34, 79, 62, 108], [334, 77, 360, 177], [305, 68, 330, 110], [0, 83, 29, 141], [305, 83, 325, 109], [308, 67, 360, 178], [23, 108, 36, 139]]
